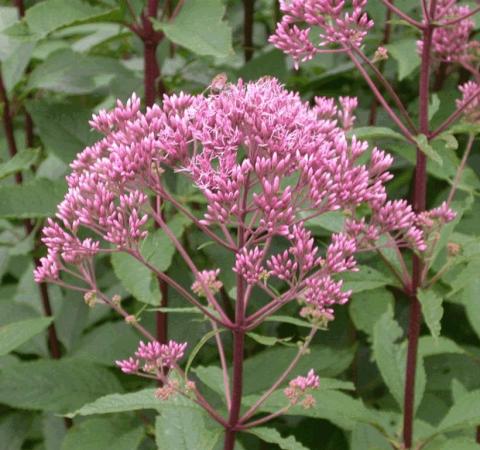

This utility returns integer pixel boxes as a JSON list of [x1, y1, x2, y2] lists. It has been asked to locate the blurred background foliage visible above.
[[0, 1, 480, 449]]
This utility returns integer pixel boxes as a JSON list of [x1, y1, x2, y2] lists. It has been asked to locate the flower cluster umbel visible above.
[[35, 78, 430, 325]]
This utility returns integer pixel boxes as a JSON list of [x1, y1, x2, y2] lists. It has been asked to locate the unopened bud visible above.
[[210, 73, 228, 92], [125, 315, 137, 325], [112, 294, 122, 306], [447, 242, 461, 257], [84, 291, 97, 308], [302, 394, 316, 409], [373, 46, 388, 63]]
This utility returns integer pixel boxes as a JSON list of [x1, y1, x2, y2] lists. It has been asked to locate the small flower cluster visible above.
[[269, 0, 373, 68], [457, 81, 480, 123], [284, 369, 320, 408], [420, 0, 476, 63], [191, 269, 223, 297], [116, 340, 187, 374]]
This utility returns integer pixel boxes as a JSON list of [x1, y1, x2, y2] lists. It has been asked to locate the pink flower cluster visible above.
[[191, 269, 223, 297], [269, 0, 373, 68], [116, 340, 187, 374], [284, 369, 320, 408], [35, 78, 428, 322], [457, 81, 480, 122], [420, 0, 476, 63]]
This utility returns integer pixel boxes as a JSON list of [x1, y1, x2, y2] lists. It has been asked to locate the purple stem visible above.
[[403, 3, 436, 447]]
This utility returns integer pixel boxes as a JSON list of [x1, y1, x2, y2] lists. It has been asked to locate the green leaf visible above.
[[242, 345, 355, 395], [387, 39, 421, 80], [437, 390, 480, 433], [0, 412, 33, 450], [244, 389, 379, 431], [62, 416, 144, 450], [247, 332, 292, 347], [154, 0, 233, 58], [71, 321, 138, 365], [0, 148, 40, 180], [0, 317, 53, 356], [342, 265, 394, 293], [349, 288, 394, 336], [418, 336, 465, 357], [413, 134, 443, 166], [460, 278, 480, 340], [140, 214, 190, 272], [26, 99, 99, 163], [111, 252, 160, 305], [246, 427, 309, 450], [418, 289, 444, 340], [184, 328, 224, 377], [351, 423, 391, 450], [1, 41, 35, 93], [372, 308, 404, 407], [348, 126, 407, 142], [264, 315, 313, 329], [27, 49, 128, 95], [23, 0, 117, 39], [0, 358, 122, 413], [68, 389, 159, 417], [0, 178, 66, 219], [155, 396, 222, 450]]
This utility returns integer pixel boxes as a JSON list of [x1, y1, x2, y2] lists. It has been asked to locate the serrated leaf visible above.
[[247, 427, 309, 450], [460, 278, 480, 340], [247, 332, 292, 346], [0, 148, 40, 180], [351, 423, 391, 450], [372, 308, 404, 407], [387, 39, 421, 80], [61, 416, 143, 450], [348, 126, 407, 142], [418, 336, 464, 357], [27, 49, 128, 94], [154, 0, 233, 58], [140, 214, 190, 272], [26, 99, 99, 163], [111, 252, 160, 305], [0, 178, 66, 219], [418, 289, 443, 340], [68, 389, 159, 417], [437, 390, 480, 433], [0, 317, 53, 356], [0, 358, 122, 413], [349, 288, 394, 336], [244, 389, 379, 431], [414, 134, 443, 165], [342, 265, 394, 293], [155, 396, 222, 450], [242, 345, 355, 395], [23, 0, 117, 39], [0, 412, 33, 450]]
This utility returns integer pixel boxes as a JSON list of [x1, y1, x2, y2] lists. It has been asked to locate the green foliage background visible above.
[[0, 1, 479, 449]]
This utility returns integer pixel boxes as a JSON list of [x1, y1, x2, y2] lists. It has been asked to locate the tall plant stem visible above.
[[403, 4, 435, 447], [243, 0, 255, 62], [142, 0, 169, 346], [0, 73, 63, 362]]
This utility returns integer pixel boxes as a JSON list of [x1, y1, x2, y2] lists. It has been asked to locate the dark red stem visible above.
[[1, 71, 63, 356], [141, 0, 169, 348], [403, 4, 435, 447], [243, 0, 255, 62], [224, 230, 246, 450]]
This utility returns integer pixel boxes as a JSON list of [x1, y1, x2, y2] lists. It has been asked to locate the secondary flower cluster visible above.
[[35, 78, 427, 325], [457, 81, 480, 123], [420, 0, 477, 63], [116, 340, 187, 374], [284, 369, 320, 408], [269, 0, 373, 67]]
